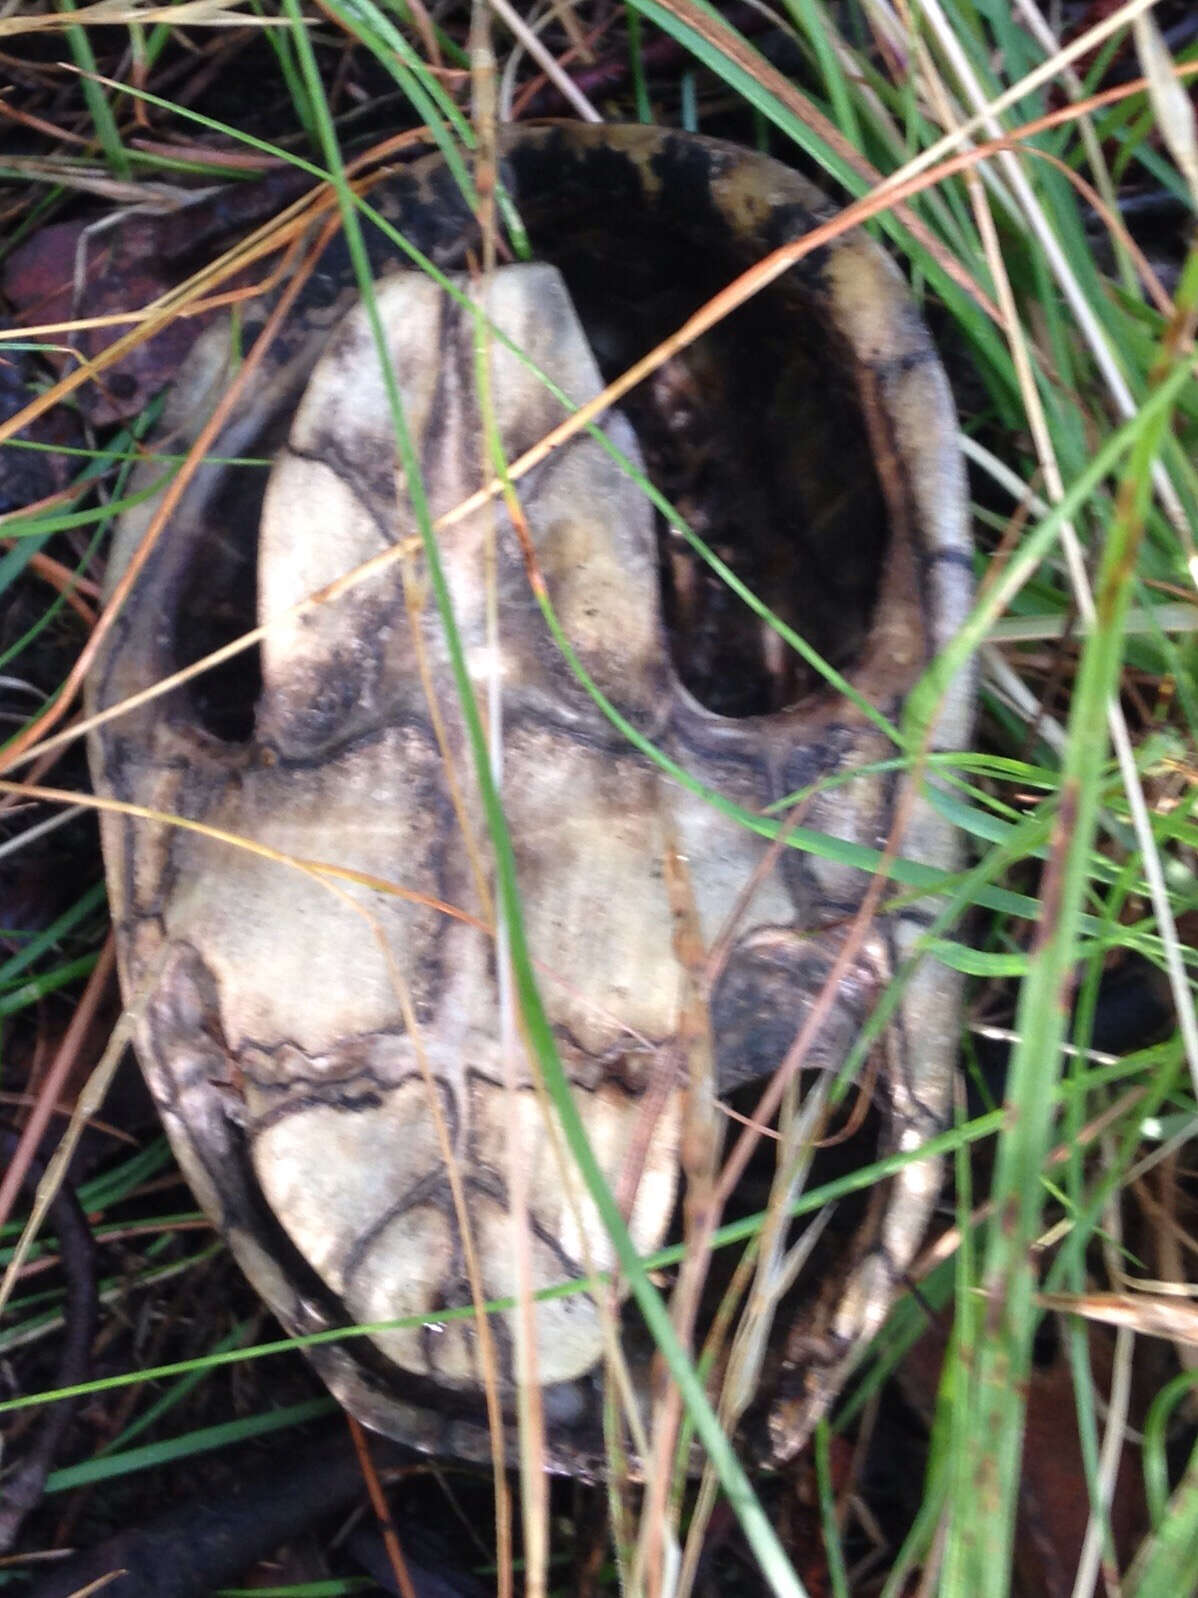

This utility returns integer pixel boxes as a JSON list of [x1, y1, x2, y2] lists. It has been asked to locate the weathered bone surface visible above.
[[87, 124, 973, 1471]]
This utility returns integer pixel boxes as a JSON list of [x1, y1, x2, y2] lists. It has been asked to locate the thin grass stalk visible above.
[[53, 0, 130, 179]]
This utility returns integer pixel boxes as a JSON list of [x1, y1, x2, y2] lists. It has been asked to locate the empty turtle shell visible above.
[[87, 124, 973, 1473]]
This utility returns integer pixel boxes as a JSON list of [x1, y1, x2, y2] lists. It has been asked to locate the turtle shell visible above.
[[87, 124, 972, 1472]]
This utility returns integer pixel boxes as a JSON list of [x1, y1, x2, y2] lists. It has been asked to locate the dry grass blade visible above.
[[1039, 1293, 1198, 1348], [1133, 12, 1198, 207], [0, 0, 289, 38]]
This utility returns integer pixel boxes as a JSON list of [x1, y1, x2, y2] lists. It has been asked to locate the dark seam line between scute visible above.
[[866, 345, 940, 383], [920, 545, 973, 572]]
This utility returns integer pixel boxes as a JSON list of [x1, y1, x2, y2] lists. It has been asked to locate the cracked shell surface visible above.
[[87, 124, 973, 1471]]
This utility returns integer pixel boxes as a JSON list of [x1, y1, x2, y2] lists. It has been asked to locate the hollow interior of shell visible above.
[[181, 151, 894, 738], [90, 130, 970, 1470]]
